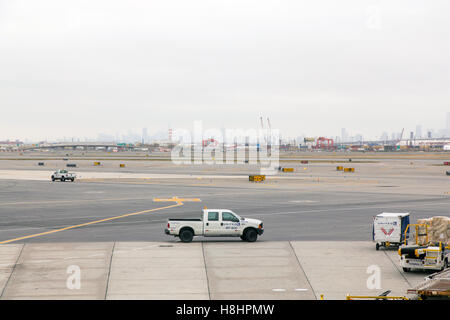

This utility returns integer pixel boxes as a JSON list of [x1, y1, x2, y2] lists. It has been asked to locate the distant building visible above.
[[341, 128, 348, 143], [415, 125, 422, 139]]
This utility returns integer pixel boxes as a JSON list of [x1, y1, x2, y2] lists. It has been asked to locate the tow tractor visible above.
[[398, 223, 450, 272]]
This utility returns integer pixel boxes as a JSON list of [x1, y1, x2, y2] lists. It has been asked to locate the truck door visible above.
[[219, 211, 241, 236], [204, 211, 222, 237]]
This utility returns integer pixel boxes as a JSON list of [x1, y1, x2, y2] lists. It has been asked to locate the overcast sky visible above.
[[1, 0, 449, 141]]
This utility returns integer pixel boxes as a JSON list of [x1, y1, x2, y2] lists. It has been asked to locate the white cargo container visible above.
[[373, 212, 410, 250]]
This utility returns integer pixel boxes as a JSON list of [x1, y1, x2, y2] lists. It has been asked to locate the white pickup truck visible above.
[[51, 169, 76, 182], [165, 209, 264, 243]]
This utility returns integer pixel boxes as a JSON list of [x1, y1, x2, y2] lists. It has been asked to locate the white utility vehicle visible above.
[[373, 212, 410, 250], [165, 208, 264, 242], [51, 169, 76, 182]]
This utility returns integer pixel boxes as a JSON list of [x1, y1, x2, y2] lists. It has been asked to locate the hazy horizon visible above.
[[1, 0, 449, 141]]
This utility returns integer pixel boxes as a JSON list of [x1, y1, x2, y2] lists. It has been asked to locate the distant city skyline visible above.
[[4, 112, 450, 145]]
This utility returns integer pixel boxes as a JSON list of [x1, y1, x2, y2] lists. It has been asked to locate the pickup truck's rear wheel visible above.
[[51, 176, 55, 182], [179, 229, 194, 243], [245, 229, 258, 242]]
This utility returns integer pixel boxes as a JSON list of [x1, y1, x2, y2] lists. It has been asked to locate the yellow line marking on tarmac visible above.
[[153, 196, 201, 204], [0, 203, 182, 245]]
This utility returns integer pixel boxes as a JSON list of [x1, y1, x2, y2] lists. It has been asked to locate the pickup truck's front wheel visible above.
[[245, 228, 258, 242], [179, 229, 194, 243]]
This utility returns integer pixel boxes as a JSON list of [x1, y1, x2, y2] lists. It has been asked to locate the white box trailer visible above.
[[373, 212, 410, 250]]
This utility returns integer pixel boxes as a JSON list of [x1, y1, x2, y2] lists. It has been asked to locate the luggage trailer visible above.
[[373, 212, 410, 250]]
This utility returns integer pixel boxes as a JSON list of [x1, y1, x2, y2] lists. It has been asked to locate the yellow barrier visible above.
[[336, 166, 344, 171], [94, 161, 101, 166], [344, 167, 355, 172], [249, 175, 266, 182], [281, 168, 294, 172], [119, 164, 125, 168]]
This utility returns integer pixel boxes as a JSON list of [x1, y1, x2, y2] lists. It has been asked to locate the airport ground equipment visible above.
[[336, 166, 344, 171], [446, 171, 450, 176], [444, 162, 450, 166], [399, 218, 450, 272], [278, 167, 294, 172], [38, 162, 44, 166], [373, 212, 410, 250], [407, 268, 450, 299], [119, 163, 125, 168], [93, 161, 101, 166], [51, 169, 76, 182], [346, 290, 409, 300], [66, 163, 77, 168], [399, 242, 449, 272], [343, 167, 355, 172], [165, 209, 264, 243], [249, 175, 265, 182]]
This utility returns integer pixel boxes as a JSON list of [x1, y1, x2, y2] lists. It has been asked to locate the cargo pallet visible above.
[[407, 268, 450, 299]]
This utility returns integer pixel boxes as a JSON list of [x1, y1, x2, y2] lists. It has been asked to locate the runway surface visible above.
[[0, 177, 449, 244]]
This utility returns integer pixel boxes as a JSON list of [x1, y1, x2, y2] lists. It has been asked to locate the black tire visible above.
[[240, 235, 247, 241], [245, 228, 258, 242], [376, 243, 380, 251], [402, 267, 411, 273], [71, 178, 74, 182], [51, 176, 55, 182], [61, 177, 65, 182], [442, 259, 448, 271], [179, 229, 194, 243]]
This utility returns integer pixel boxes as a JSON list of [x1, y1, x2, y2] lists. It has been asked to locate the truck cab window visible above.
[[208, 212, 219, 221], [222, 212, 239, 222]]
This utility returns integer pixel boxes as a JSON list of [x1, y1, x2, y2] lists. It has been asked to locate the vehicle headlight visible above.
[[259, 223, 263, 229]]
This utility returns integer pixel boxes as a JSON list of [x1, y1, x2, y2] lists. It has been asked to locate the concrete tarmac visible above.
[[0, 241, 427, 300]]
